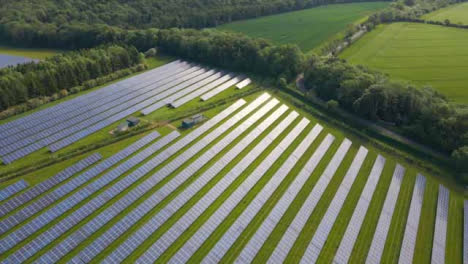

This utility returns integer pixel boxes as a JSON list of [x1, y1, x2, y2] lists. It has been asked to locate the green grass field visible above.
[[0, 45, 60, 59], [340, 22, 468, 103], [216, 2, 390, 53], [422, 2, 468, 25]]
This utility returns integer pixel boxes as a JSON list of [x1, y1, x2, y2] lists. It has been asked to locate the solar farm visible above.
[[0, 60, 466, 264]]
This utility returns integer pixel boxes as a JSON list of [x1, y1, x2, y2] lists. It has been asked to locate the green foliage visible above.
[[156, 28, 305, 81], [0, 45, 142, 111], [303, 56, 467, 161], [452, 146, 468, 172]]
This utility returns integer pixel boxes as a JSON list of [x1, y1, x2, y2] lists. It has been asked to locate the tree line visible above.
[[0, 45, 141, 111]]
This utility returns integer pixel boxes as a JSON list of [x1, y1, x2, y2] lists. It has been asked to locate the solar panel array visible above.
[[0, 153, 101, 218], [39, 94, 272, 263], [3, 98, 247, 263], [115, 110, 298, 263], [0, 180, 28, 202], [398, 174, 426, 264], [366, 164, 405, 264], [0, 92, 462, 264], [268, 138, 352, 263], [0, 131, 160, 235], [431, 185, 449, 264], [199, 124, 323, 264], [228, 134, 334, 264], [0, 61, 249, 164], [300, 146, 369, 264]]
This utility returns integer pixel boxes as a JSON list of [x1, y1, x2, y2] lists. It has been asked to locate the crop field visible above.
[[340, 22, 468, 103], [216, 2, 389, 53], [0, 59, 466, 263], [422, 2, 468, 25]]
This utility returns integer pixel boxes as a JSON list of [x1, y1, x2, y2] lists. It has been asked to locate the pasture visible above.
[[0, 59, 466, 263], [216, 2, 389, 53], [422, 2, 468, 25], [340, 22, 468, 103], [0, 45, 59, 59]]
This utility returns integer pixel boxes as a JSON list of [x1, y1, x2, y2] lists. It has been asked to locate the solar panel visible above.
[[37, 95, 271, 263], [365, 164, 405, 264], [236, 78, 252, 89], [200, 76, 244, 101], [398, 174, 426, 264], [108, 110, 298, 264], [195, 123, 323, 264], [0, 132, 178, 260], [1, 98, 245, 262], [334, 155, 386, 264], [0, 180, 28, 202], [170, 73, 236, 108], [0, 132, 160, 234], [431, 185, 449, 264], [0, 153, 102, 218], [0, 61, 186, 145], [268, 139, 352, 263], [219, 133, 333, 264], [0, 60, 183, 137]]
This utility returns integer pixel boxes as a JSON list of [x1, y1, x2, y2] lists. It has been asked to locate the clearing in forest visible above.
[[340, 22, 468, 103], [216, 2, 389, 53]]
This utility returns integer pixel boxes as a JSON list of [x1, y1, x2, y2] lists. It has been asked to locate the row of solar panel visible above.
[[0, 132, 160, 235], [2, 96, 248, 263], [1, 61, 248, 164], [0, 180, 28, 202], [431, 185, 449, 264], [398, 174, 426, 264], [116, 109, 300, 264]]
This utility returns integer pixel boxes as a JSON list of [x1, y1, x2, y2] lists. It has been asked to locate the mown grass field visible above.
[[0, 45, 60, 59], [0, 89, 465, 263], [216, 2, 389, 53], [340, 22, 468, 103], [422, 2, 468, 25]]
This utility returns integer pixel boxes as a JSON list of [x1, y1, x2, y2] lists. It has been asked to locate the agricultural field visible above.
[[340, 22, 468, 103], [0, 60, 466, 264], [216, 2, 389, 53], [422, 2, 468, 25]]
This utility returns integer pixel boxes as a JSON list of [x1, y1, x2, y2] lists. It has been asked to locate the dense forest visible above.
[[0, 45, 141, 110]]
